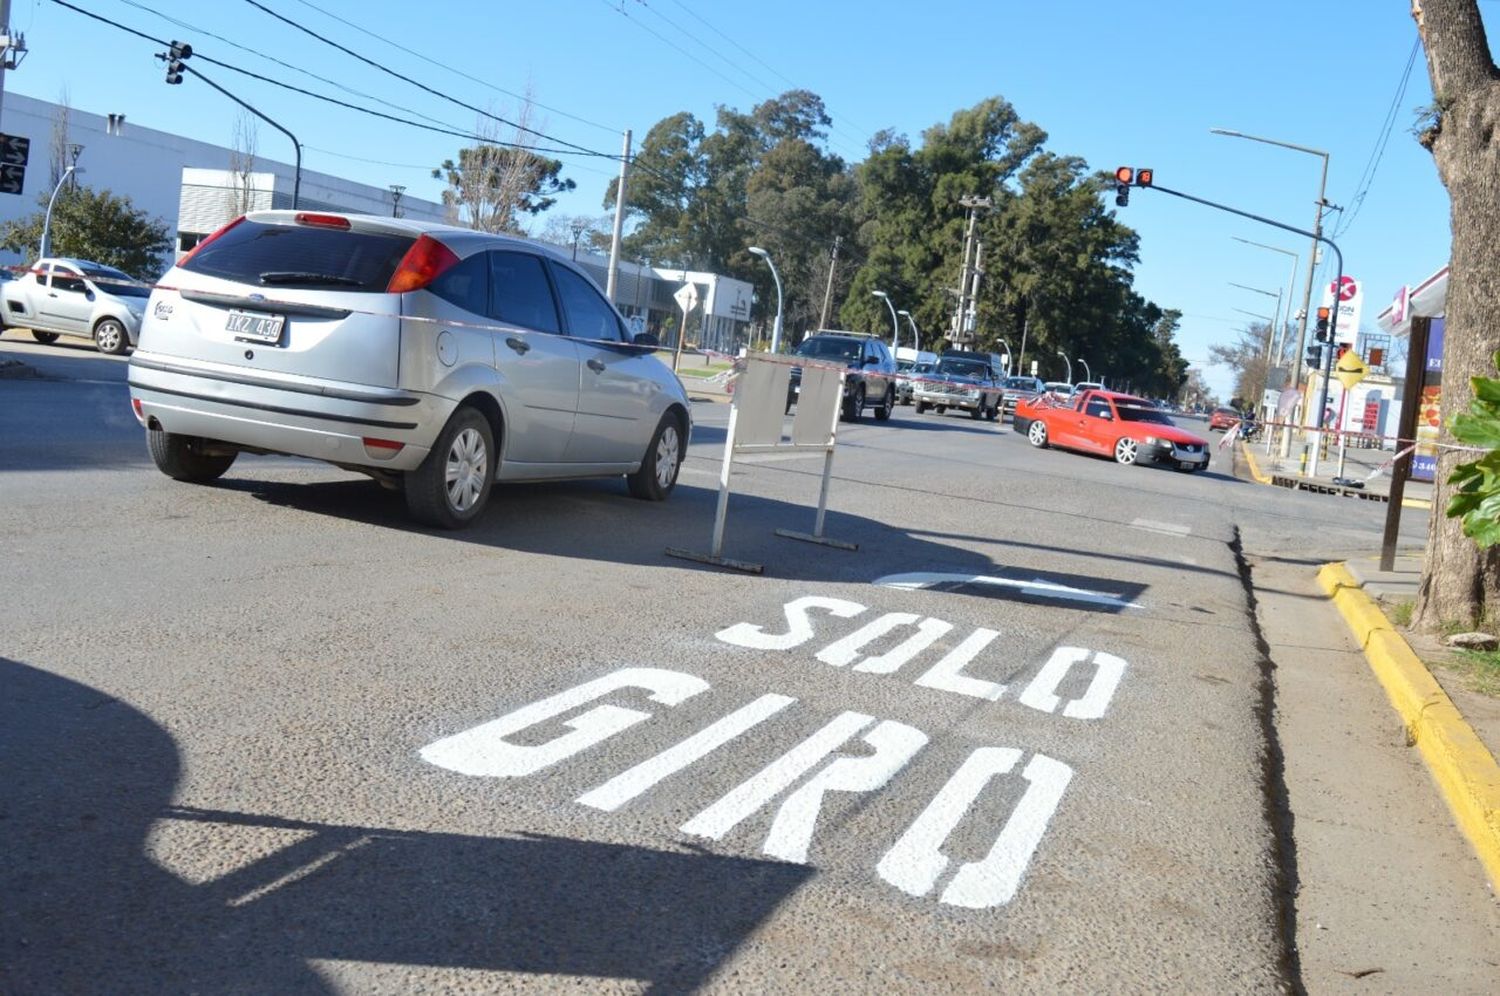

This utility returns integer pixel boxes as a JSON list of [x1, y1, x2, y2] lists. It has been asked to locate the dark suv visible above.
[[786, 330, 898, 421]]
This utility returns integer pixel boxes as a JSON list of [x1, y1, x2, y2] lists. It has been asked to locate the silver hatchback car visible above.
[[128, 211, 691, 528]]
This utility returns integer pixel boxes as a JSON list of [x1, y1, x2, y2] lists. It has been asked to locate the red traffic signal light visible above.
[[1114, 166, 1134, 185]]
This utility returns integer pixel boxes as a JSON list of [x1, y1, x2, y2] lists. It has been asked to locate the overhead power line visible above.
[[239, 0, 608, 159], [1334, 38, 1419, 239], [287, 0, 620, 135]]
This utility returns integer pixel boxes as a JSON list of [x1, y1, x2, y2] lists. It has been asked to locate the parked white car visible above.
[[1, 258, 150, 354]]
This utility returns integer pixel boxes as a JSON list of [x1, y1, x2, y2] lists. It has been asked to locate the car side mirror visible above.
[[633, 331, 660, 347]]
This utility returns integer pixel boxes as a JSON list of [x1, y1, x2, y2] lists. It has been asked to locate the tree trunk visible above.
[[1412, 0, 1500, 629]]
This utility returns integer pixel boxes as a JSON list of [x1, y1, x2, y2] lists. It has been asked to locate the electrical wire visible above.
[[1334, 38, 1419, 239], [239, 0, 608, 159], [288, 0, 620, 136], [113, 0, 459, 131]]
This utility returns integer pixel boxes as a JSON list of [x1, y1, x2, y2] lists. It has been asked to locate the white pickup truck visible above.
[[0, 258, 149, 354]]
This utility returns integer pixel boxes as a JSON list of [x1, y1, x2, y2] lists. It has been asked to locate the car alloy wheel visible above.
[[1027, 420, 1048, 448], [1114, 437, 1139, 465], [94, 319, 128, 355], [445, 427, 488, 512], [653, 422, 681, 489]]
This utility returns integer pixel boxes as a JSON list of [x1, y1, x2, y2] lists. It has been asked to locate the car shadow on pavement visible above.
[[225, 473, 1151, 613], [1, 657, 810, 993]]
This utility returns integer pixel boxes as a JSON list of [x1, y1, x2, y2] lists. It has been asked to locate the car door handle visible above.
[[587, 357, 606, 373], [504, 336, 530, 355]]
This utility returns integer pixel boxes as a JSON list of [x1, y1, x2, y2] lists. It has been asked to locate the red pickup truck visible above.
[[1013, 389, 1210, 471]]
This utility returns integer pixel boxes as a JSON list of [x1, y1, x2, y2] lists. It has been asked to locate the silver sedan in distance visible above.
[[128, 211, 691, 529]]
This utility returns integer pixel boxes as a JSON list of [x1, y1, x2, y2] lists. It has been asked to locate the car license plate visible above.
[[226, 310, 284, 343]]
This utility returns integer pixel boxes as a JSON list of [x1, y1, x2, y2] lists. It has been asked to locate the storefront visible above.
[[1375, 265, 1447, 480]]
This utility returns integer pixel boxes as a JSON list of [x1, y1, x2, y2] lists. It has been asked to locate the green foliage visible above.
[[1445, 350, 1500, 547], [0, 185, 172, 279]]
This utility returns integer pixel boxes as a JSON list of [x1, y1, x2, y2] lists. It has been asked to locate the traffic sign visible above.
[[0, 164, 24, 196], [0, 134, 30, 167], [673, 283, 699, 314], [1334, 349, 1368, 390]]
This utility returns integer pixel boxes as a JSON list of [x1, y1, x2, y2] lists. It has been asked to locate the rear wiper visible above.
[[258, 271, 362, 287]]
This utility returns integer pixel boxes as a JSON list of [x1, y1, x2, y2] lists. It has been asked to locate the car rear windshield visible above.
[[1117, 399, 1173, 424], [1004, 377, 1039, 390], [180, 220, 416, 292], [796, 337, 862, 362]]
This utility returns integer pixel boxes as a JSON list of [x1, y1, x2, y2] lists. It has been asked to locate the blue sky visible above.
[[11, 0, 1464, 396]]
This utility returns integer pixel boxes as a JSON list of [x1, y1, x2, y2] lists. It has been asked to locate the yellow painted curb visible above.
[[1238, 442, 1274, 485], [1402, 497, 1433, 511], [1318, 562, 1500, 889]]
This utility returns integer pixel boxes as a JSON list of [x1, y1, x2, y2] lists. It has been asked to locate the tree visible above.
[[0, 185, 173, 278], [227, 110, 259, 216], [434, 100, 575, 234], [1207, 322, 1274, 408], [1410, 0, 1500, 629], [537, 214, 614, 257]]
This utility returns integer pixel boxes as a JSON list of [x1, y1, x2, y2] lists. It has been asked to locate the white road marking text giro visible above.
[[421, 667, 1073, 911]]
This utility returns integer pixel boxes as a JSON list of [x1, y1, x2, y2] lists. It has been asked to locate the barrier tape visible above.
[[1218, 413, 1488, 456]]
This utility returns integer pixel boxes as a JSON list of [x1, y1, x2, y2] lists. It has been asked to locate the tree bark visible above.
[[1412, 0, 1500, 629]]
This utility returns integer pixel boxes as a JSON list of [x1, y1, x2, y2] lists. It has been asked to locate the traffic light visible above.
[[1136, 168, 1153, 187], [164, 40, 192, 85], [1314, 305, 1331, 342], [1114, 166, 1132, 207], [1305, 343, 1324, 369]]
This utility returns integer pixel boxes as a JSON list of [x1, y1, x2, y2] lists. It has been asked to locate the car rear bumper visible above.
[[128, 351, 444, 472]]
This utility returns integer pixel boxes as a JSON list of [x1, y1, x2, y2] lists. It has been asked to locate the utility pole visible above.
[[0, 0, 25, 134], [818, 234, 841, 330], [968, 240, 985, 339], [605, 128, 631, 300], [952, 196, 991, 346]]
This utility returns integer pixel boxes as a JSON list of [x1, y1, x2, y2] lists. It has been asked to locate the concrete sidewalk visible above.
[[1239, 432, 1434, 505]]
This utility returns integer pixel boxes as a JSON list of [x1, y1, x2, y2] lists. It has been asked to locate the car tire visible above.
[[405, 407, 494, 529], [914, 401, 928, 414], [1114, 437, 1140, 465], [969, 404, 984, 421], [986, 402, 999, 421], [1027, 420, 1049, 448], [842, 383, 865, 421], [627, 413, 684, 501], [93, 318, 129, 355], [875, 387, 894, 421], [147, 428, 237, 483], [31, 330, 59, 344]]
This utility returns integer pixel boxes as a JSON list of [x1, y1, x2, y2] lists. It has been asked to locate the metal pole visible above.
[[39, 165, 75, 259], [877, 292, 899, 353], [954, 204, 976, 336], [0, 0, 12, 134], [180, 63, 301, 207], [1018, 313, 1029, 378], [996, 338, 1011, 376], [818, 234, 840, 330], [1058, 352, 1072, 384], [710, 403, 738, 558], [1380, 316, 1429, 571], [1078, 357, 1091, 382], [606, 129, 630, 300], [768, 256, 783, 353], [1296, 153, 1330, 426], [902, 312, 921, 356]]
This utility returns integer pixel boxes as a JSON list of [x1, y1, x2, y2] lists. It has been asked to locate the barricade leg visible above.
[[775, 447, 858, 551], [666, 404, 765, 574]]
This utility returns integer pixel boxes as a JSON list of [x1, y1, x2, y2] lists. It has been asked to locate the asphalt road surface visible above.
[[2, 339, 1483, 993]]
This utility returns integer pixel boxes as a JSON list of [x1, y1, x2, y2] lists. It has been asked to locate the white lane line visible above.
[[874, 572, 1143, 611], [1129, 518, 1191, 537]]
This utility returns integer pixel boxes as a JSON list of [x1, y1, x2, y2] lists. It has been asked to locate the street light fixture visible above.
[[40, 164, 78, 260], [1211, 128, 1329, 420], [1056, 350, 1072, 384], [1232, 237, 1300, 366], [747, 246, 784, 353], [1229, 280, 1284, 365], [897, 309, 921, 356], [1077, 357, 1091, 383], [996, 338, 1012, 376], [871, 289, 900, 354]]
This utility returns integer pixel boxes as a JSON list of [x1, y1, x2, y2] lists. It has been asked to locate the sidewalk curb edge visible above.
[[1240, 442, 1433, 509], [1317, 561, 1500, 890]]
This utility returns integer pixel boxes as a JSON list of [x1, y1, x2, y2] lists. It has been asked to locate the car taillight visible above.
[[362, 437, 405, 459], [294, 212, 352, 230], [386, 235, 459, 294], [178, 215, 246, 267]]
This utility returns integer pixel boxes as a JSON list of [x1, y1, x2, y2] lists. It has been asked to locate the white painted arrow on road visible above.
[[873, 572, 1143, 611]]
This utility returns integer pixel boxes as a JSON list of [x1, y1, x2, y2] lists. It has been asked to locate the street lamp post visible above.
[[1232, 237, 1299, 366], [747, 246, 783, 353], [1211, 128, 1329, 429], [1056, 351, 1072, 385], [872, 289, 900, 354], [40, 164, 78, 260], [1228, 280, 1284, 364], [996, 338, 1012, 376], [1077, 357, 1091, 383], [897, 310, 921, 356]]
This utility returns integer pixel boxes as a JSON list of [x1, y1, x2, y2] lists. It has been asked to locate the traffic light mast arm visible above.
[[1143, 181, 1344, 435], [158, 56, 302, 209]]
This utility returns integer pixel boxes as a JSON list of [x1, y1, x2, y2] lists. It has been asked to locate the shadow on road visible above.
[[0, 657, 810, 992]]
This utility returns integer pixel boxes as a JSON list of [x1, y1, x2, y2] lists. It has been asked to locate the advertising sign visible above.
[[1413, 316, 1444, 482], [1320, 276, 1363, 345]]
